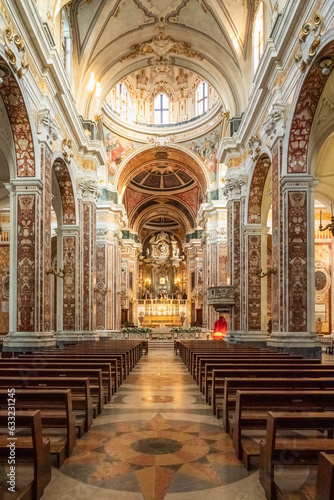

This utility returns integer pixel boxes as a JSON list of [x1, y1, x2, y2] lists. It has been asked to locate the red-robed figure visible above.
[[213, 315, 227, 340]]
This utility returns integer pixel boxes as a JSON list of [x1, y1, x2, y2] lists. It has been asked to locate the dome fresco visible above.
[[130, 166, 194, 192]]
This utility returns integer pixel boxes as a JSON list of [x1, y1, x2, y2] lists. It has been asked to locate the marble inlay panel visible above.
[[17, 194, 35, 331], [0, 58, 35, 177]]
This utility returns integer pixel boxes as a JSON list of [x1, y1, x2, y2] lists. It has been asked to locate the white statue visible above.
[[146, 247, 150, 257]]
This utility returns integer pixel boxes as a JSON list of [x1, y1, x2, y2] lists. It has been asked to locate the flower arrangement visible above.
[[121, 327, 152, 333], [170, 327, 202, 333]]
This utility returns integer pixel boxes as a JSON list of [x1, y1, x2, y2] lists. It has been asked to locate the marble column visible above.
[[107, 230, 122, 333], [95, 203, 126, 337], [268, 176, 320, 357], [95, 228, 108, 335], [224, 169, 247, 340], [3, 179, 55, 351], [184, 239, 203, 329], [199, 201, 228, 332], [77, 179, 100, 341], [54, 225, 80, 342], [243, 224, 268, 345]]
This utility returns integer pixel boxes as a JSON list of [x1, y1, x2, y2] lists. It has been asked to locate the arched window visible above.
[[154, 94, 169, 124], [61, 9, 71, 78], [116, 83, 131, 120], [253, 1, 264, 71], [196, 81, 208, 115]]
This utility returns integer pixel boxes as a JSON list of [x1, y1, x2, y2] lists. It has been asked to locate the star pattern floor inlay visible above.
[[41, 348, 268, 500]]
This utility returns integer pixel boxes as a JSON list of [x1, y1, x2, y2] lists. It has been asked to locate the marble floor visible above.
[[40, 349, 326, 500]]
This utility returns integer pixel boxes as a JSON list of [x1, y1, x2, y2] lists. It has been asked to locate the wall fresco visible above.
[[104, 128, 142, 183], [181, 124, 222, 181]]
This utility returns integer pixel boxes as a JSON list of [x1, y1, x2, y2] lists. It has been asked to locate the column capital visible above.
[[244, 223, 268, 236], [56, 225, 80, 236], [5, 179, 43, 194], [223, 172, 248, 201], [281, 174, 315, 192], [77, 179, 101, 203], [96, 227, 108, 244], [37, 108, 60, 147]]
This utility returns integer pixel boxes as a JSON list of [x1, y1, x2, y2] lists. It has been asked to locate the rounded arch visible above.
[[133, 203, 193, 236], [51, 155, 77, 225], [284, 32, 334, 175], [116, 144, 210, 198], [0, 56, 38, 178], [83, 51, 244, 119], [246, 154, 271, 224]]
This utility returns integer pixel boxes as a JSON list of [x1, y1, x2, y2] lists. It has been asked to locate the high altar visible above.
[[138, 231, 187, 328]]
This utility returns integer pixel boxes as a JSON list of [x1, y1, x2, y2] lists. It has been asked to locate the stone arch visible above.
[[52, 156, 77, 225], [51, 155, 77, 334], [0, 57, 36, 178], [286, 38, 334, 175], [247, 154, 271, 224], [116, 144, 210, 198], [133, 203, 193, 235]]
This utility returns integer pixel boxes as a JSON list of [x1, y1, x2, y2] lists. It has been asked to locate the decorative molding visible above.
[[147, 134, 176, 146], [248, 135, 261, 161], [78, 179, 101, 203], [2, 26, 29, 78], [61, 138, 74, 163], [37, 109, 59, 146], [120, 32, 204, 64], [295, 13, 322, 72], [262, 103, 285, 139]]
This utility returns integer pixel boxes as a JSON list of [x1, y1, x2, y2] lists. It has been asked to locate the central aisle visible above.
[[42, 349, 266, 500]]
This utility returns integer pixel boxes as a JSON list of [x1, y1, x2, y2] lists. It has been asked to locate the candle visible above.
[[320, 210, 322, 227], [331, 203, 333, 217]]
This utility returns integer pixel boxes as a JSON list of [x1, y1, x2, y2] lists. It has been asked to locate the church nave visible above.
[[41, 349, 266, 500]]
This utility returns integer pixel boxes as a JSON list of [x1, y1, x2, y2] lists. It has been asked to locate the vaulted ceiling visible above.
[[38, 0, 278, 119]]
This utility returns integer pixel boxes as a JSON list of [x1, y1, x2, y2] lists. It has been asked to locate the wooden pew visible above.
[[0, 376, 92, 435], [232, 390, 334, 469], [205, 364, 333, 402], [193, 353, 304, 382], [0, 389, 75, 467], [222, 377, 334, 431], [210, 367, 334, 407], [0, 410, 51, 499], [0, 360, 112, 403], [39, 351, 125, 386], [200, 359, 319, 393], [315, 452, 334, 500], [187, 348, 284, 377], [0, 367, 104, 414], [19, 355, 120, 393], [259, 412, 334, 500], [178, 342, 278, 369]]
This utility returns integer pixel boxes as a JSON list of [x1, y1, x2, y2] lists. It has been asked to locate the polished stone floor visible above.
[[40, 349, 326, 500]]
